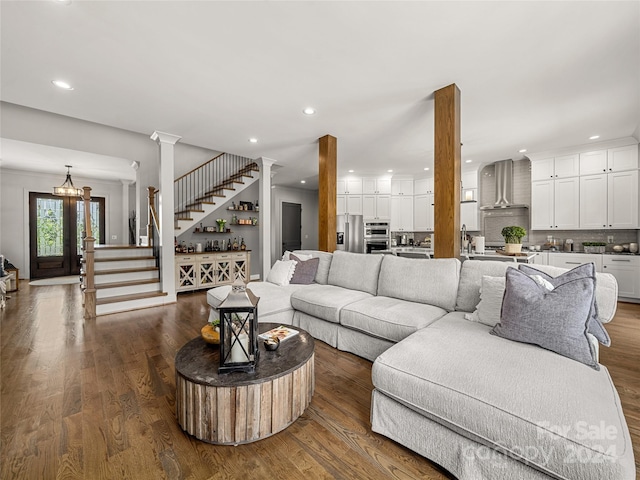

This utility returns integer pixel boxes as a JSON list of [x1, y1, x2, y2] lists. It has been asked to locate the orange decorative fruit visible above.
[[201, 324, 220, 344]]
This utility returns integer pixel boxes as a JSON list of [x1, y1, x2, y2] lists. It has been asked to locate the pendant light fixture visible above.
[[53, 165, 83, 197]]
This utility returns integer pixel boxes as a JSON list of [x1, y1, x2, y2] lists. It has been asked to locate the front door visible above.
[[29, 192, 105, 279]]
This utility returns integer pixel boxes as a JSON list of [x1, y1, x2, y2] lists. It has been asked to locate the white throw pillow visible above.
[[266, 260, 297, 286], [464, 275, 506, 327], [282, 251, 313, 262]]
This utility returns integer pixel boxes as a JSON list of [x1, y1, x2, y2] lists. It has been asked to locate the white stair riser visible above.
[[96, 296, 169, 316], [175, 174, 259, 238], [94, 248, 154, 259], [94, 259, 156, 271], [96, 283, 161, 299], [94, 270, 158, 284]]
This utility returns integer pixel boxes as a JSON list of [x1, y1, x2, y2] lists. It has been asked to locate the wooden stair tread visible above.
[[94, 266, 159, 275], [94, 256, 155, 262], [96, 279, 160, 289], [96, 291, 167, 305]]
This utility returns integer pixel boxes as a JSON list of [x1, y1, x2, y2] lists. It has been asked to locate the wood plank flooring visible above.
[[1, 283, 638, 479]]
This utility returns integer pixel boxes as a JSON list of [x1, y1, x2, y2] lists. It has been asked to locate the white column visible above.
[[256, 157, 276, 280], [150, 131, 181, 302], [131, 161, 141, 245]]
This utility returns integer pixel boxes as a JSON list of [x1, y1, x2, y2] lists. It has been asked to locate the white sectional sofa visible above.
[[206, 250, 635, 480]]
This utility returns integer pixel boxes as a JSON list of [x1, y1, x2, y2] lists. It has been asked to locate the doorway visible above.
[[281, 202, 302, 255], [29, 192, 105, 279]]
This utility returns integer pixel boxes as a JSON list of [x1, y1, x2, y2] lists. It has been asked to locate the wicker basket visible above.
[[504, 243, 522, 254]]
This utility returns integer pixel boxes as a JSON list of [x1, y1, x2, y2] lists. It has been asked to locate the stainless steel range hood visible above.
[[480, 159, 529, 210]]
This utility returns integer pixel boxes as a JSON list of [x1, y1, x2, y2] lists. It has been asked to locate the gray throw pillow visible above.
[[519, 263, 610, 347], [290, 254, 320, 285], [492, 267, 599, 370]]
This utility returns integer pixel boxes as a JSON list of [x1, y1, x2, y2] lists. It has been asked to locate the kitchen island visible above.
[[376, 247, 537, 263]]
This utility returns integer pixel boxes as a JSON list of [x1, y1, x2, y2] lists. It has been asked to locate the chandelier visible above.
[[53, 165, 83, 197]]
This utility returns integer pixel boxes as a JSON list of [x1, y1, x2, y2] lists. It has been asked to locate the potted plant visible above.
[[501, 226, 527, 254]]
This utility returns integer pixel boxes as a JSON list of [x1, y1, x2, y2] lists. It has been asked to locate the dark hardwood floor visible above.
[[1, 283, 638, 479]]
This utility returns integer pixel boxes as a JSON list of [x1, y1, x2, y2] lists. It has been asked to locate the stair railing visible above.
[[147, 187, 161, 270], [82, 186, 96, 319], [174, 153, 256, 220]]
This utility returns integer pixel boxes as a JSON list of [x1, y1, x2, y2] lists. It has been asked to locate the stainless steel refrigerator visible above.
[[336, 214, 364, 253]]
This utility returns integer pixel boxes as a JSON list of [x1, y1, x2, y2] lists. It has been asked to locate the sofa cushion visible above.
[[340, 296, 448, 343], [455, 260, 515, 312], [492, 266, 599, 369], [290, 284, 372, 324], [372, 313, 633, 480], [292, 250, 333, 285], [207, 282, 307, 318], [377, 256, 461, 311], [327, 251, 383, 295], [290, 254, 320, 285]]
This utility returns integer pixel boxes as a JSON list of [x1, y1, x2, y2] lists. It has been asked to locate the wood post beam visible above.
[[82, 186, 96, 319], [433, 84, 461, 258], [318, 135, 337, 252]]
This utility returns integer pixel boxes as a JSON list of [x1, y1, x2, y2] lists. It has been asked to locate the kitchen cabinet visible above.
[[608, 170, 638, 229], [337, 194, 363, 215], [362, 177, 391, 195], [462, 170, 478, 189], [547, 253, 602, 272], [602, 255, 640, 299], [414, 178, 434, 195], [337, 178, 362, 195], [531, 154, 579, 181], [391, 179, 414, 196], [579, 170, 638, 229], [608, 144, 638, 172], [580, 145, 638, 175], [414, 194, 434, 231], [531, 177, 579, 230], [176, 252, 250, 292], [529, 251, 549, 265], [460, 202, 479, 231], [391, 196, 414, 231], [363, 194, 391, 219]]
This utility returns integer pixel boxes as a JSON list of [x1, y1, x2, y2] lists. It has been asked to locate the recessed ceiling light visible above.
[[348, 169, 354, 173], [387, 169, 393, 173], [589, 135, 600, 140], [465, 159, 473, 164], [424, 167, 430, 171], [300, 180, 306, 184], [52, 80, 74, 90], [519, 149, 527, 153], [248, 138, 258, 143], [303, 107, 316, 115]]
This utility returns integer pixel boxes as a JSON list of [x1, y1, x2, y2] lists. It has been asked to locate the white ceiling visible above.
[[1, 1, 639, 189]]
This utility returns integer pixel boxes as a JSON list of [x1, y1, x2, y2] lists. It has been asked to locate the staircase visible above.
[[174, 153, 259, 237], [82, 152, 260, 317], [92, 246, 167, 316]]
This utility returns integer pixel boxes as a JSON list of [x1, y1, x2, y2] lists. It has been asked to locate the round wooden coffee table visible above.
[[175, 323, 315, 445]]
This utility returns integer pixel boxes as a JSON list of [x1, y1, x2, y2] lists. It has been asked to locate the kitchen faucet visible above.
[[461, 224, 467, 251]]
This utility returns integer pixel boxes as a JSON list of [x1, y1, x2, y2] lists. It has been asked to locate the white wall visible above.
[[270, 186, 319, 266], [0, 168, 125, 279]]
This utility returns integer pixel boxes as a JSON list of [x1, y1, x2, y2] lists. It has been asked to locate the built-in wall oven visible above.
[[364, 220, 390, 254]]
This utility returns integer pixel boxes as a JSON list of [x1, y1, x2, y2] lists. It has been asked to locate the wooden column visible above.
[[433, 84, 461, 258], [82, 186, 96, 319], [318, 135, 337, 252]]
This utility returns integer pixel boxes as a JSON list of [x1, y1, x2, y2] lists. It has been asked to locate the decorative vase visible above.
[[504, 243, 522, 254]]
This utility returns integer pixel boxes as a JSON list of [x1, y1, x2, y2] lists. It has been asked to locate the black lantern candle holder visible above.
[[217, 279, 259, 373]]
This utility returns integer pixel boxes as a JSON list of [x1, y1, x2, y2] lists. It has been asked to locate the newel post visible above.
[[82, 186, 96, 319]]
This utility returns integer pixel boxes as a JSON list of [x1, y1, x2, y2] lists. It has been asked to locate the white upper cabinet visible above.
[[460, 202, 479, 231], [579, 150, 608, 175], [608, 170, 638, 229], [553, 177, 580, 229], [579, 174, 608, 229], [391, 196, 414, 231], [414, 178, 434, 195], [531, 155, 579, 181], [391, 179, 414, 196], [530, 180, 555, 230], [337, 177, 362, 195], [580, 145, 638, 175], [363, 195, 391, 219], [362, 177, 391, 195], [461, 170, 478, 189], [413, 194, 434, 231], [608, 144, 638, 172]]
